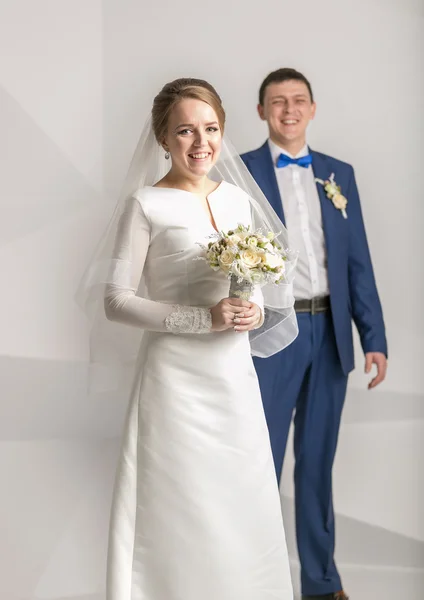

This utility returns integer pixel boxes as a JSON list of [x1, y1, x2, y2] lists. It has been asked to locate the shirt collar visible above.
[[268, 139, 309, 165]]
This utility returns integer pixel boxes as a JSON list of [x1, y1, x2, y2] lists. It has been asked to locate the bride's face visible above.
[[163, 98, 222, 179]]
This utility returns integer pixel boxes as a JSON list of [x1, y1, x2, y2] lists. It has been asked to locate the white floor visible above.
[[283, 498, 424, 598], [289, 562, 424, 599]]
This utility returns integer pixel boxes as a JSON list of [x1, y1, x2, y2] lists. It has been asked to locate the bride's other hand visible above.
[[210, 298, 252, 332], [232, 303, 262, 332]]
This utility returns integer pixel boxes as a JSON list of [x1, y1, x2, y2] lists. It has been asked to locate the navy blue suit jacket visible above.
[[241, 142, 387, 374]]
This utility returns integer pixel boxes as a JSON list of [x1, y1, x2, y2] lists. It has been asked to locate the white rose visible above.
[[239, 248, 262, 268], [247, 237, 258, 248], [264, 252, 285, 270], [219, 249, 235, 271], [228, 234, 242, 244]]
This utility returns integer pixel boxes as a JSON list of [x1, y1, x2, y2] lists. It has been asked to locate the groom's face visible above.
[[258, 80, 316, 147]]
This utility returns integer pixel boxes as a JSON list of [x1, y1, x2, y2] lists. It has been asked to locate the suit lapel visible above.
[[249, 142, 286, 225], [310, 149, 336, 253], [248, 145, 340, 242]]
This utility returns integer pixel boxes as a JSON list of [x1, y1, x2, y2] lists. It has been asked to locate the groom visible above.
[[241, 68, 388, 599]]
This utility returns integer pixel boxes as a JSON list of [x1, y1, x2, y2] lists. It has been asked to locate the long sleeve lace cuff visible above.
[[165, 306, 212, 334]]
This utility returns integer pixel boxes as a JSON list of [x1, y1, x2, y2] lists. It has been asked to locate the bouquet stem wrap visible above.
[[229, 274, 253, 301]]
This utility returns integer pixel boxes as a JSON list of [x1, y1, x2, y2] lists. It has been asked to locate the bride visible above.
[[77, 78, 298, 600]]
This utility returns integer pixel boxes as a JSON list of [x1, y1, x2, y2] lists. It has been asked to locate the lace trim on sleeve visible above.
[[164, 306, 212, 334]]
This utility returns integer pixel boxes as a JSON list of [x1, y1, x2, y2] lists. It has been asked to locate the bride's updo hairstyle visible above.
[[152, 78, 226, 145]]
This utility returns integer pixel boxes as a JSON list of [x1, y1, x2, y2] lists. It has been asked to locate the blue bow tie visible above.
[[276, 153, 312, 168]]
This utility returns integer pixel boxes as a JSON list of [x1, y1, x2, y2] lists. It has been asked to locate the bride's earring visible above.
[[164, 150, 170, 160]]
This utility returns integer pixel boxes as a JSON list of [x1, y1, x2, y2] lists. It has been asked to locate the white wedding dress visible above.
[[105, 181, 293, 600]]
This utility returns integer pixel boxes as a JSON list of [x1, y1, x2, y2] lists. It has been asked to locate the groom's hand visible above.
[[365, 352, 387, 389]]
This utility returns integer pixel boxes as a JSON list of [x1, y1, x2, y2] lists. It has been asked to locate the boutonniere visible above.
[[315, 173, 348, 219]]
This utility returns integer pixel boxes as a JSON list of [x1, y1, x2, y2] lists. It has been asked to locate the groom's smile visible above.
[[258, 79, 316, 154], [280, 118, 300, 132]]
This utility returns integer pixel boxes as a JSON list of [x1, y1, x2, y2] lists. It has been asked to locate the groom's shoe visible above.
[[302, 592, 349, 600]]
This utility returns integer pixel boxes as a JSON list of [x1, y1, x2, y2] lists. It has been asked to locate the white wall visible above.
[[0, 0, 423, 598]]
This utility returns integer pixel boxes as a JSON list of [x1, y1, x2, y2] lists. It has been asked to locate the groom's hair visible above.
[[259, 68, 314, 105]]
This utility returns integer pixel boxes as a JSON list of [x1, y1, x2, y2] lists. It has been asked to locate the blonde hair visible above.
[[152, 78, 226, 144]]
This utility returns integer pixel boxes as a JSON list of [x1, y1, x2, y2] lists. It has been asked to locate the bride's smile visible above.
[[162, 97, 222, 178]]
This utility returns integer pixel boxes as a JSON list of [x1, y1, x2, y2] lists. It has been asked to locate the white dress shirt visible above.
[[268, 139, 330, 301]]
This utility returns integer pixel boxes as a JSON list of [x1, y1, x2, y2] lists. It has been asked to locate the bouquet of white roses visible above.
[[202, 224, 289, 300]]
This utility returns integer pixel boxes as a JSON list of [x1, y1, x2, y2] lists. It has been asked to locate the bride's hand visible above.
[[210, 298, 253, 332], [231, 302, 262, 332]]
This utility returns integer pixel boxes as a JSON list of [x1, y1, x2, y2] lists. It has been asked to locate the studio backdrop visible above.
[[0, 0, 423, 599]]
